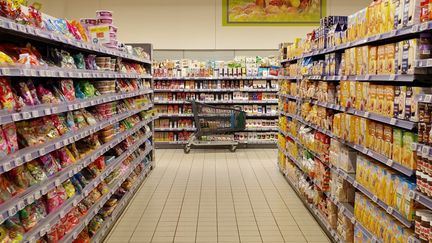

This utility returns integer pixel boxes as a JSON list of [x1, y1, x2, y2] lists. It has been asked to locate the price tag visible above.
[[353, 181, 358, 188], [390, 118, 397, 125], [427, 59, 432, 67], [54, 179, 61, 186], [386, 159, 394, 167], [364, 112, 370, 118], [422, 146, 430, 157], [386, 206, 393, 214], [411, 25, 419, 33], [372, 195, 378, 202], [425, 94, 432, 103], [34, 190, 41, 199], [39, 147, 46, 156], [408, 190, 415, 200], [420, 22, 429, 31], [390, 30, 397, 36], [8, 207, 16, 217]]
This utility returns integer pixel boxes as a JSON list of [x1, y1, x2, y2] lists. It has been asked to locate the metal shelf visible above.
[[0, 89, 152, 126], [299, 98, 417, 130], [154, 88, 278, 93], [281, 21, 432, 63], [0, 66, 151, 79], [89, 164, 151, 243], [278, 165, 340, 243], [153, 76, 278, 80], [58, 155, 152, 243], [0, 17, 151, 64], [0, 104, 153, 175], [157, 113, 278, 118], [278, 76, 300, 80], [294, 117, 416, 177], [278, 93, 298, 100], [154, 100, 278, 105], [0, 117, 155, 225], [22, 140, 153, 242], [155, 127, 196, 132]]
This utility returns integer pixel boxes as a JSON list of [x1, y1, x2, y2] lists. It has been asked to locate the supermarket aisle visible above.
[[104, 149, 331, 243]]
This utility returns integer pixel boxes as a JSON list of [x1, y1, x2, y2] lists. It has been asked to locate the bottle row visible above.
[[153, 57, 279, 78], [154, 92, 278, 103], [154, 79, 278, 91]]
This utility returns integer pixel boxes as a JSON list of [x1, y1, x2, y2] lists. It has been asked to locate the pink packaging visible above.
[[103, 44, 118, 49], [98, 18, 113, 25], [109, 32, 116, 39], [96, 10, 113, 18], [80, 18, 97, 26]]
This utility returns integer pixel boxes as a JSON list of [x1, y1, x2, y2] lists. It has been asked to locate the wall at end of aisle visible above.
[[38, 0, 370, 50]]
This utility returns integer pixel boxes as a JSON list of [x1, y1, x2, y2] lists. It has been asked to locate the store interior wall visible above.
[[38, 0, 370, 50], [152, 49, 278, 61]]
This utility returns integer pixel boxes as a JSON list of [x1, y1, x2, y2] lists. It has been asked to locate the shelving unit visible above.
[[276, 6, 432, 243], [153, 59, 280, 147], [0, 8, 155, 243]]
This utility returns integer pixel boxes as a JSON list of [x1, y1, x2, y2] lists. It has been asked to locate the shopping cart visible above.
[[184, 100, 246, 153]]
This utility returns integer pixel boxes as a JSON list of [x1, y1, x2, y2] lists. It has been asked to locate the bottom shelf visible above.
[[278, 167, 341, 243], [91, 163, 153, 242]]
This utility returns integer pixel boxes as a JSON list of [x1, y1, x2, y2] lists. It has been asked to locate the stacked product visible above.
[[277, 0, 432, 242], [0, 3, 155, 243], [153, 58, 280, 146], [81, 11, 118, 50]]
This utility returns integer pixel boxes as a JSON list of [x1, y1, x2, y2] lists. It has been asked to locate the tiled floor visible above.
[[104, 149, 331, 243]]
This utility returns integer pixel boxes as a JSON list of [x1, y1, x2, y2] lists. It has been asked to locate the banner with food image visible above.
[[222, 0, 325, 26]]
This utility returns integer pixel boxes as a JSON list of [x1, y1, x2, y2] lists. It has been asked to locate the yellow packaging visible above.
[[388, 0, 395, 31], [350, 48, 357, 75], [361, 82, 369, 111], [374, 123, 384, 152], [376, 85, 385, 114], [358, 8, 368, 38], [332, 113, 342, 137], [385, 171, 396, 206], [349, 115, 357, 143], [384, 85, 395, 117], [402, 132, 417, 169], [359, 118, 369, 146], [341, 114, 347, 140], [392, 128, 403, 163], [366, 120, 376, 149], [340, 81, 351, 108], [355, 82, 363, 110], [356, 47, 363, 75], [380, 0, 390, 33], [368, 46, 378, 75], [368, 84, 377, 112], [385, 43, 396, 74], [353, 116, 361, 144], [377, 45, 386, 74], [383, 125, 393, 158], [350, 81, 357, 109]]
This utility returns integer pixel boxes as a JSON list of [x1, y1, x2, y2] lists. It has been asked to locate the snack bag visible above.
[[2, 122, 18, 153], [36, 84, 59, 104], [19, 204, 38, 231], [50, 114, 68, 135], [62, 179, 76, 199], [60, 79, 76, 101], [0, 78, 16, 111], [0, 127, 10, 159], [53, 147, 75, 168], [39, 153, 61, 176], [65, 111, 78, 131], [25, 160, 48, 183], [26, 79, 41, 105], [81, 109, 97, 125]]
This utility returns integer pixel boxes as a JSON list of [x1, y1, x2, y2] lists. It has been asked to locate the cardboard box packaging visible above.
[[377, 45, 386, 74], [384, 85, 395, 117], [368, 84, 377, 112], [368, 46, 378, 74], [385, 43, 396, 74], [361, 82, 370, 111], [376, 85, 385, 114]]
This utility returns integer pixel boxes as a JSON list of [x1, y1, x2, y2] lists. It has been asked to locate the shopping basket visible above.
[[184, 100, 246, 153]]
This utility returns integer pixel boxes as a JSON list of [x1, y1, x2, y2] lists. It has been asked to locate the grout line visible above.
[[214, 150, 219, 243], [127, 149, 181, 242], [194, 150, 206, 243], [245, 149, 292, 242], [255, 148, 328, 242], [172, 149, 196, 242], [148, 150, 189, 243], [232, 151, 263, 243], [224, 152, 241, 242]]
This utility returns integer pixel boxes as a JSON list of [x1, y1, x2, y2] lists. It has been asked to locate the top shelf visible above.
[[0, 17, 151, 65], [153, 76, 279, 81], [281, 21, 432, 63]]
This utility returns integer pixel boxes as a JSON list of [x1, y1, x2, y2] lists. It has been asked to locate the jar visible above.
[[427, 175, 432, 197], [420, 214, 432, 241], [416, 210, 432, 237], [419, 172, 426, 193], [427, 156, 432, 176]]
